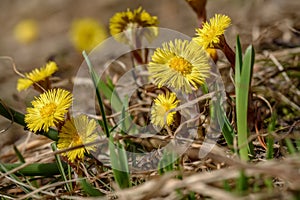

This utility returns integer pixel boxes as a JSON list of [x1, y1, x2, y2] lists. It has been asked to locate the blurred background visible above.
[[0, 0, 299, 151]]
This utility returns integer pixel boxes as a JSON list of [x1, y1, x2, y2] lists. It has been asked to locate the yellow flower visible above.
[[25, 89, 73, 132], [148, 39, 210, 93], [14, 19, 38, 44], [109, 7, 158, 43], [151, 92, 179, 128], [57, 114, 98, 163], [70, 18, 107, 52], [17, 61, 58, 91], [193, 14, 231, 49]]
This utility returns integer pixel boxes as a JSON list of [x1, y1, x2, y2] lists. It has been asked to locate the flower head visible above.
[[57, 114, 98, 163], [14, 19, 38, 44], [70, 18, 107, 52], [151, 92, 179, 128], [148, 39, 210, 93], [109, 7, 158, 43], [25, 88, 73, 132], [17, 61, 58, 91], [193, 14, 231, 49]]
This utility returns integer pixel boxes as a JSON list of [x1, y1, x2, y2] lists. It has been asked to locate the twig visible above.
[[19, 178, 82, 200], [0, 56, 46, 93], [266, 52, 300, 97]]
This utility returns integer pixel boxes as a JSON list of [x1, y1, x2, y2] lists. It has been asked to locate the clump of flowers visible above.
[[57, 114, 98, 163], [25, 88, 73, 132], [14, 19, 38, 44], [17, 61, 58, 92], [151, 92, 180, 128], [70, 18, 107, 52], [148, 39, 210, 93], [109, 7, 158, 44]]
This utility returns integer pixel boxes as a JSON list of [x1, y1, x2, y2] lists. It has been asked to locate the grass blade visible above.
[[236, 170, 248, 194], [99, 77, 123, 112], [80, 179, 103, 196], [82, 51, 110, 138], [158, 150, 177, 175], [51, 143, 72, 192], [285, 138, 297, 154], [109, 133, 131, 189], [0, 162, 33, 195], [215, 99, 234, 147], [266, 112, 276, 159], [13, 145, 25, 163]]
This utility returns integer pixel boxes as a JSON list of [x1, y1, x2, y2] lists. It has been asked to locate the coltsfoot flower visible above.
[[70, 18, 107, 52], [57, 114, 98, 163], [17, 61, 58, 91], [193, 14, 231, 49], [109, 7, 158, 43], [25, 88, 73, 132], [149, 39, 210, 93], [14, 19, 38, 44], [151, 92, 180, 128]]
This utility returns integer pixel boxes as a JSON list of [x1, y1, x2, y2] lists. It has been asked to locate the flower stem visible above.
[[223, 39, 235, 71], [0, 99, 26, 127]]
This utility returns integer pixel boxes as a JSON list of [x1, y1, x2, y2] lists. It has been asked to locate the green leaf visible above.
[[97, 79, 114, 103], [266, 113, 276, 159], [83, 51, 110, 138], [158, 150, 177, 175], [285, 138, 297, 154], [109, 133, 131, 189], [235, 37, 255, 161], [51, 143, 72, 192], [223, 180, 232, 192], [264, 178, 273, 192], [13, 145, 25, 163], [214, 99, 235, 147], [80, 179, 103, 196], [241, 45, 255, 92], [97, 76, 123, 113], [235, 35, 243, 75], [236, 170, 248, 194], [121, 103, 127, 135], [106, 76, 115, 91], [0, 162, 66, 176]]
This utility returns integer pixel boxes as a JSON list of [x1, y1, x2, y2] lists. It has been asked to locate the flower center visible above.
[[162, 103, 172, 112], [168, 56, 192, 75], [73, 134, 83, 146], [40, 103, 57, 118]]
